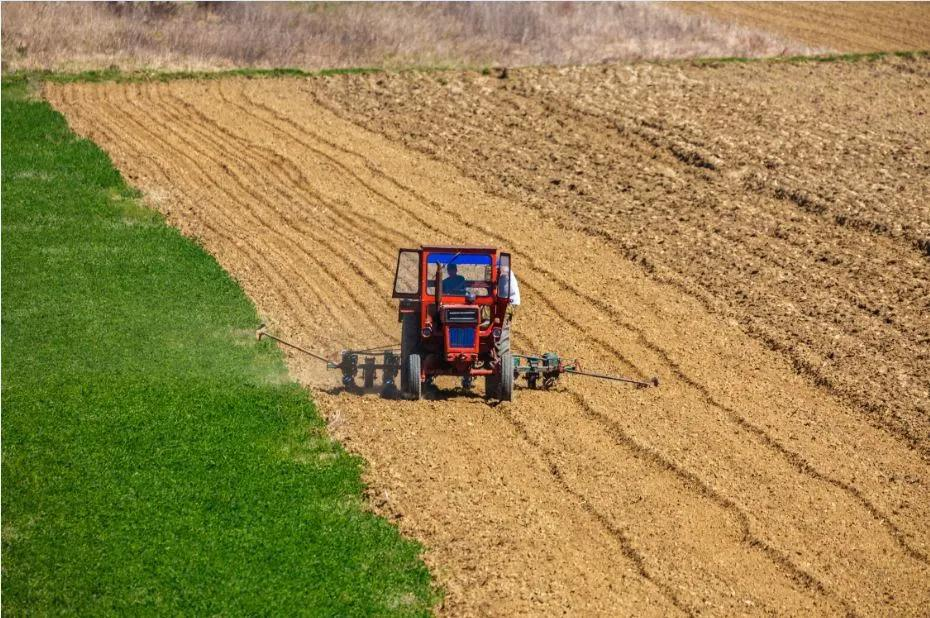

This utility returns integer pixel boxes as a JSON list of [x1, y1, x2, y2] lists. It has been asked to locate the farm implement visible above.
[[258, 245, 658, 401]]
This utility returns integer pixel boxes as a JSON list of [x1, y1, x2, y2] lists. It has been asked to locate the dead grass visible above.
[[2, 2, 822, 73]]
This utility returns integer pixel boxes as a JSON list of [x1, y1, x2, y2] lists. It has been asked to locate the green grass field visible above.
[[1, 76, 435, 615]]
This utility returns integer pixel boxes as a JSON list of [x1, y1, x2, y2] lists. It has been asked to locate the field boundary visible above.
[[6, 49, 927, 86], [1, 75, 438, 614]]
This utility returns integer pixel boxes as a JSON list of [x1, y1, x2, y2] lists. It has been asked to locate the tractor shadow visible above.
[[320, 382, 496, 402]]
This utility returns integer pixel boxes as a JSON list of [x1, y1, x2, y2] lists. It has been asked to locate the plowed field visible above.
[[46, 60, 930, 615], [676, 2, 930, 52]]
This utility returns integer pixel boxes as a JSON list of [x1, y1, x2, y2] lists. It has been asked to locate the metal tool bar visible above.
[[256, 325, 332, 364], [351, 342, 401, 354], [565, 368, 658, 388]]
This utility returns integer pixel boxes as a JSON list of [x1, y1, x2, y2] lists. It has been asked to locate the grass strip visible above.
[[690, 49, 929, 66], [7, 66, 382, 85], [5, 49, 928, 86], [1, 77, 436, 615]]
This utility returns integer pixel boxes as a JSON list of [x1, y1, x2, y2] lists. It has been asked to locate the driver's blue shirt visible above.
[[442, 274, 467, 293]]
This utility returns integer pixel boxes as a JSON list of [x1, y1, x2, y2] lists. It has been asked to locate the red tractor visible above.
[[392, 246, 514, 401], [256, 246, 658, 400]]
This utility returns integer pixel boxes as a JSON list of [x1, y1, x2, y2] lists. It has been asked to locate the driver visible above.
[[499, 265, 520, 324], [442, 263, 467, 294]]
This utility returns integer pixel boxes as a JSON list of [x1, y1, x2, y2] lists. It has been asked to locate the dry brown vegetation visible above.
[[678, 2, 930, 52], [2, 1, 820, 72]]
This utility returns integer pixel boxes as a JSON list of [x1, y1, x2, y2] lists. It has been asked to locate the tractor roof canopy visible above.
[[425, 252, 493, 266], [392, 246, 509, 300]]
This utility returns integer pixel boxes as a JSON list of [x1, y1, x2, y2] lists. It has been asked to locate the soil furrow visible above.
[[307, 64, 930, 451], [62, 84, 324, 346], [134, 82, 394, 344], [225, 83, 863, 608], [46, 70, 930, 616], [244, 82, 929, 565]]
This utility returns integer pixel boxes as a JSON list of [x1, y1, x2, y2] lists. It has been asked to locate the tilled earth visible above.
[[46, 61, 930, 615], [311, 56, 930, 453], [676, 2, 930, 52]]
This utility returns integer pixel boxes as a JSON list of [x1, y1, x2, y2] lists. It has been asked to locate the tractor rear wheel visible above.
[[406, 353, 422, 400], [492, 323, 514, 402], [400, 313, 418, 392], [499, 350, 514, 402]]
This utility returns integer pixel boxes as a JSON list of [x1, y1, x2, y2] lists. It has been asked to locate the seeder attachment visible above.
[[330, 350, 401, 391], [513, 352, 570, 389], [257, 325, 658, 396], [256, 324, 400, 392]]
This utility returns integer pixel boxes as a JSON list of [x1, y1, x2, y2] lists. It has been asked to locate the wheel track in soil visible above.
[[182, 83, 854, 611], [57, 82, 692, 614], [46, 78, 930, 616], [69, 78, 924, 612], [233, 81, 930, 591], [306, 69, 930, 456], [162, 82, 826, 611], [230, 79, 929, 566]]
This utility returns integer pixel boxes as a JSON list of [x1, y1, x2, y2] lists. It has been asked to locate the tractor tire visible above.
[[406, 353, 422, 400], [400, 313, 419, 392], [499, 350, 514, 402], [495, 323, 514, 402]]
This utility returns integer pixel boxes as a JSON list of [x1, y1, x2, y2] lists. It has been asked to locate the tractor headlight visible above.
[[421, 326, 433, 338], [492, 327, 502, 339]]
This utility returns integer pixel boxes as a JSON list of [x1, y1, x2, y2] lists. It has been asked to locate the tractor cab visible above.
[[392, 246, 513, 400]]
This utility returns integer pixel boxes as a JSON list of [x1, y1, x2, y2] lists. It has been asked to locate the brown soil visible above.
[[310, 56, 930, 456], [46, 64, 929, 615], [676, 2, 930, 53]]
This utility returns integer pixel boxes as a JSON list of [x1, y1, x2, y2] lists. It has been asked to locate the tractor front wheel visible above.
[[400, 313, 418, 392], [406, 353, 422, 400]]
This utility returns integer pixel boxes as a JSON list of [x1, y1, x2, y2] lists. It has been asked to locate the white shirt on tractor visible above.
[[499, 267, 520, 306], [508, 271, 521, 306]]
